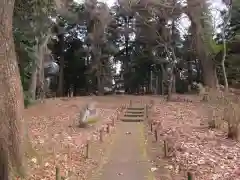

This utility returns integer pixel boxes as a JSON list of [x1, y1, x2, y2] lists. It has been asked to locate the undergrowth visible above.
[[198, 84, 240, 141]]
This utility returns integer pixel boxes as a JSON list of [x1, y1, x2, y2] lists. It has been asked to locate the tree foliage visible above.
[[13, 0, 240, 97]]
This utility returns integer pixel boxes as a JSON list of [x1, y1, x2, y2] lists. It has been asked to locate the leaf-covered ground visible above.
[[150, 95, 240, 180], [23, 96, 125, 180], [23, 95, 240, 180]]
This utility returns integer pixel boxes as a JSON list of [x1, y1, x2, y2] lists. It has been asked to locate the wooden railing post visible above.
[[100, 128, 103, 142], [164, 140, 168, 157], [144, 104, 148, 120], [85, 140, 89, 158], [107, 123, 110, 133], [56, 166, 60, 180], [154, 129, 158, 142]]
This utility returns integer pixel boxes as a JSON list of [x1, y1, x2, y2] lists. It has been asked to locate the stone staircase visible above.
[[120, 104, 146, 122]]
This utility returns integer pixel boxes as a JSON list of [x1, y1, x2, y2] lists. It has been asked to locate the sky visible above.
[[100, 0, 115, 6], [100, 0, 224, 9]]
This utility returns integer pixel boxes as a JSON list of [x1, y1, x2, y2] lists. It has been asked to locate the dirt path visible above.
[[90, 121, 154, 180]]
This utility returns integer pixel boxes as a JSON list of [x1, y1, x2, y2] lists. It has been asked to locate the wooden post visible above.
[[100, 128, 103, 142], [154, 129, 158, 142], [187, 172, 194, 180], [56, 166, 60, 180], [107, 124, 110, 133], [117, 112, 119, 120], [147, 104, 148, 118], [150, 123, 153, 132], [150, 99, 154, 106], [164, 140, 168, 157], [112, 116, 115, 126], [85, 140, 89, 159], [121, 105, 124, 110], [145, 104, 148, 120]]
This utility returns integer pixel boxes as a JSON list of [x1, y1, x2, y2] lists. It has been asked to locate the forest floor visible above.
[[23, 96, 128, 180], [23, 95, 240, 180], [148, 94, 240, 180]]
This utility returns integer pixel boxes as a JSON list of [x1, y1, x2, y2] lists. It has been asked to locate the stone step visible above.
[[125, 109, 145, 114], [127, 106, 145, 111], [124, 113, 144, 117], [120, 116, 145, 122]]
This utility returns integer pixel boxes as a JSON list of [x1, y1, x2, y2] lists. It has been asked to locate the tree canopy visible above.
[[12, 0, 240, 96]]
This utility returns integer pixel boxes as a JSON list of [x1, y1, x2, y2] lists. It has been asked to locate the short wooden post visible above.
[[187, 172, 194, 180], [150, 123, 153, 132], [150, 99, 154, 105], [85, 140, 89, 158], [154, 129, 158, 142], [145, 104, 148, 120], [107, 124, 110, 133], [100, 128, 103, 142], [147, 104, 149, 118], [117, 112, 119, 120], [56, 166, 60, 180], [164, 140, 168, 157], [112, 116, 115, 126]]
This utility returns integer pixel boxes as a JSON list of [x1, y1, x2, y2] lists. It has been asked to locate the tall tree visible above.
[[14, 0, 56, 100], [85, 0, 112, 94], [186, 0, 218, 88], [0, 0, 71, 178], [0, 0, 25, 179]]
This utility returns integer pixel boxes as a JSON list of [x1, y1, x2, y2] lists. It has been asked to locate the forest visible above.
[[12, 0, 240, 100], [1, 0, 240, 179]]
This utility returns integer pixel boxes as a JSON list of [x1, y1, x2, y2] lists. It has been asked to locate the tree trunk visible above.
[[221, 14, 229, 92], [187, 59, 193, 91], [28, 62, 38, 100], [167, 68, 174, 101], [123, 17, 130, 93], [57, 34, 64, 97], [200, 56, 218, 88], [172, 73, 176, 93], [38, 45, 46, 101], [195, 59, 202, 82], [0, 0, 25, 179], [150, 70, 153, 93], [155, 74, 159, 94], [57, 56, 64, 97], [187, 0, 218, 88], [97, 75, 104, 95], [29, 34, 51, 100], [160, 64, 165, 95], [167, 46, 178, 100]]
